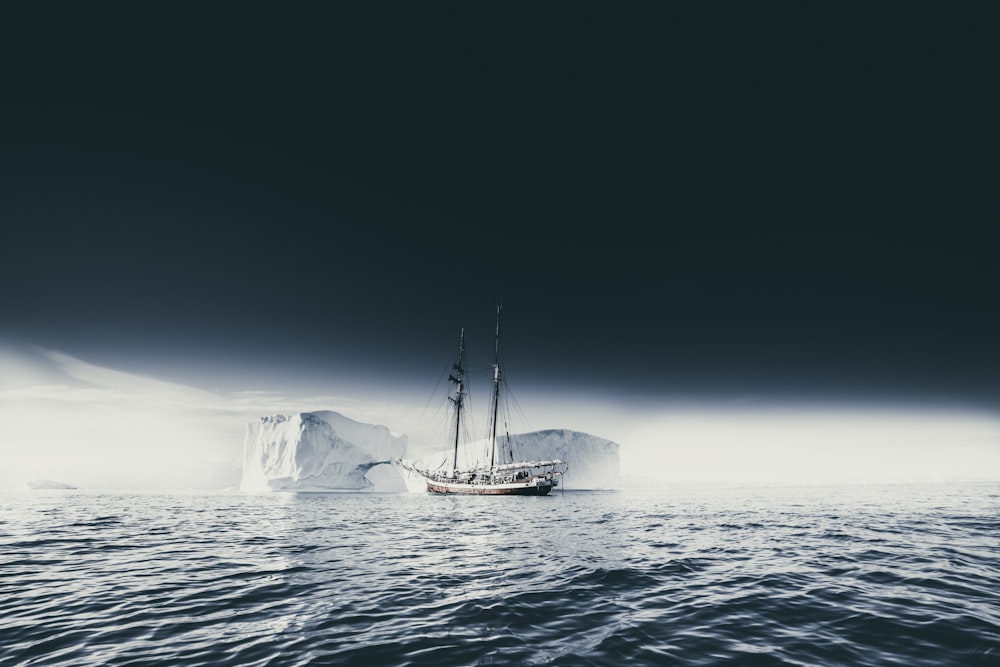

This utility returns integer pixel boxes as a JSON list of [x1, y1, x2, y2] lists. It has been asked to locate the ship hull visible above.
[[426, 479, 553, 496]]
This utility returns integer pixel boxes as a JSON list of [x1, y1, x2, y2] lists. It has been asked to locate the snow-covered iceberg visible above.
[[398, 429, 620, 491], [240, 411, 408, 492]]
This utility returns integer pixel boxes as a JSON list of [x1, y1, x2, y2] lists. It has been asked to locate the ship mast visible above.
[[448, 328, 466, 475], [489, 306, 502, 469]]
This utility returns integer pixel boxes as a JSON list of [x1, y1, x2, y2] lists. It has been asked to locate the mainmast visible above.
[[448, 328, 466, 474], [489, 306, 502, 469]]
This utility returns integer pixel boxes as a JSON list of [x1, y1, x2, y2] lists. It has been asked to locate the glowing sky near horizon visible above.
[[1, 346, 997, 490]]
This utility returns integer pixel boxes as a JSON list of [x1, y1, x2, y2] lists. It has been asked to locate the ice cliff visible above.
[[509, 429, 619, 489], [399, 429, 620, 491], [240, 411, 408, 492]]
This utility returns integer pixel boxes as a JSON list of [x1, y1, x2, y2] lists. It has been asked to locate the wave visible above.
[[2, 483, 998, 666]]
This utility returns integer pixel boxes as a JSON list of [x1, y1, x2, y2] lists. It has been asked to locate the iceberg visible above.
[[240, 411, 408, 492], [508, 429, 620, 490], [398, 429, 620, 491], [26, 479, 78, 490]]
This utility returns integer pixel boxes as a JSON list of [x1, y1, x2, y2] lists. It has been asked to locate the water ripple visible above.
[[2, 483, 998, 666]]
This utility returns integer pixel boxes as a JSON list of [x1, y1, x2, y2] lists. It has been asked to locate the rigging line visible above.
[[412, 352, 457, 447], [424, 362, 450, 409], [506, 381, 532, 434], [413, 392, 451, 454]]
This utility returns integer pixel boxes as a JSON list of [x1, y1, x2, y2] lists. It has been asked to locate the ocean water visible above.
[[2, 483, 998, 666]]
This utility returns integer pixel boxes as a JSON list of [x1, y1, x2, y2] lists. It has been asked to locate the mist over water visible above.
[[3, 342, 998, 492], [3, 483, 998, 666]]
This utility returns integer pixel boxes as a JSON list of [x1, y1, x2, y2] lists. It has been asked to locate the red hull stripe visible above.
[[426, 482, 552, 496]]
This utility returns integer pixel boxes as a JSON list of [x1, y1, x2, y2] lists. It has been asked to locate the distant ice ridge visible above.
[[26, 479, 78, 490], [398, 429, 620, 491], [240, 411, 408, 492]]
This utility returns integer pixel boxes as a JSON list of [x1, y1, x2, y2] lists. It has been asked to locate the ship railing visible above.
[[492, 459, 566, 472]]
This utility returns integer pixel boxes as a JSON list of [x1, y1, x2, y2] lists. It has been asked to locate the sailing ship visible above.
[[399, 307, 566, 496]]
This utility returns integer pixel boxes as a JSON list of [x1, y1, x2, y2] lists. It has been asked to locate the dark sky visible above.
[[2, 5, 997, 408]]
